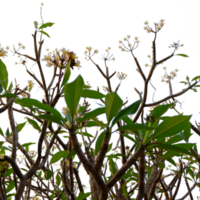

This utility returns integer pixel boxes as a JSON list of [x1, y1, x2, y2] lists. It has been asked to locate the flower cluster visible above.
[[119, 36, 139, 52], [0, 44, 8, 58], [144, 19, 165, 33], [84, 47, 99, 60], [168, 41, 184, 50], [161, 67, 178, 83], [116, 72, 127, 80]]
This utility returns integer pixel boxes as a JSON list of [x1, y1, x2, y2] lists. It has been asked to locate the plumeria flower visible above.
[[0, 42, 9, 59], [116, 35, 142, 53], [97, 46, 118, 62], [115, 71, 130, 82], [41, 47, 83, 71], [28, 80, 34, 87], [166, 39, 186, 51]]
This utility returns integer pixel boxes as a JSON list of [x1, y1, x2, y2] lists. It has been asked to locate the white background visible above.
[[178, 0, 200, 53]]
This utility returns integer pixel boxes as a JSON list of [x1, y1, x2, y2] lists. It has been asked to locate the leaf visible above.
[[39, 22, 55, 29], [0, 59, 8, 90], [44, 170, 53, 180], [8, 82, 13, 92], [95, 130, 106, 154], [152, 143, 194, 157], [121, 116, 134, 125], [15, 98, 62, 119], [109, 158, 117, 176], [61, 61, 71, 87], [166, 134, 183, 144], [0, 82, 3, 93], [56, 173, 61, 186], [175, 53, 192, 58], [67, 148, 76, 159], [166, 157, 176, 167], [50, 150, 68, 164], [0, 93, 18, 98], [182, 123, 191, 142], [35, 114, 63, 125], [39, 30, 53, 40], [120, 168, 133, 180], [105, 92, 123, 125], [118, 124, 154, 132], [22, 142, 35, 148], [64, 75, 84, 118], [78, 107, 105, 123], [195, 85, 200, 87], [150, 115, 191, 140], [17, 122, 26, 133], [6, 180, 15, 193], [121, 133, 137, 143], [0, 128, 4, 136], [77, 191, 91, 200], [192, 75, 200, 81], [81, 89, 105, 99], [5, 128, 10, 138], [180, 81, 188, 85], [122, 184, 128, 198], [27, 117, 41, 132], [158, 162, 165, 169], [111, 99, 141, 127]]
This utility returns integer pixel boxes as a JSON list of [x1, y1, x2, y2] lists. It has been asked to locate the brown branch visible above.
[[184, 176, 193, 200], [107, 146, 144, 189], [156, 53, 174, 65], [136, 150, 145, 200]]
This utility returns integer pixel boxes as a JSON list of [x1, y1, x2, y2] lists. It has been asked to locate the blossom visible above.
[[62, 107, 68, 115], [0, 42, 9, 59], [116, 35, 142, 53], [28, 80, 34, 87], [41, 47, 83, 71], [116, 72, 127, 80], [166, 39, 186, 51]]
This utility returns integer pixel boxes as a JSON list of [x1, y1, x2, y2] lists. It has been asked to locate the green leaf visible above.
[[22, 142, 35, 148], [120, 168, 133, 180], [77, 191, 91, 200], [4, 168, 13, 177], [166, 157, 176, 167], [39, 22, 55, 29], [150, 115, 191, 141], [122, 184, 128, 198], [106, 153, 125, 159], [76, 132, 93, 137], [95, 130, 106, 155], [166, 134, 183, 144], [105, 92, 123, 125], [81, 89, 105, 99], [180, 81, 188, 85], [121, 133, 137, 143], [194, 85, 200, 87], [44, 170, 53, 180], [27, 117, 41, 132], [67, 148, 76, 159], [0, 82, 3, 93], [78, 107, 105, 123], [17, 122, 26, 133], [118, 124, 154, 132], [0, 93, 18, 98], [0, 128, 4, 136], [175, 53, 192, 58], [50, 150, 69, 164], [56, 173, 61, 186], [111, 99, 141, 127], [35, 114, 63, 125], [61, 61, 71, 87], [121, 116, 134, 125], [182, 123, 191, 142], [8, 82, 13, 92], [109, 158, 117, 176], [15, 98, 62, 119], [64, 75, 84, 118], [192, 75, 200, 81], [158, 162, 165, 169], [6, 180, 15, 193], [152, 143, 194, 157], [39, 30, 53, 40], [5, 128, 10, 138], [186, 167, 194, 179], [0, 59, 8, 90]]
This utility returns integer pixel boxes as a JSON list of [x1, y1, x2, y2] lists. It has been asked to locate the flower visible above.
[[116, 35, 142, 53], [62, 107, 68, 115], [22, 46, 26, 50], [166, 39, 186, 51], [41, 47, 83, 71], [28, 80, 34, 87], [0, 42, 9, 59], [18, 43, 22, 46], [116, 72, 127, 80], [0, 154, 4, 159]]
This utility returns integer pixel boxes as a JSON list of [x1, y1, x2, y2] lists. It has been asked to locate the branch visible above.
[[136, 150, 145, 200]]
